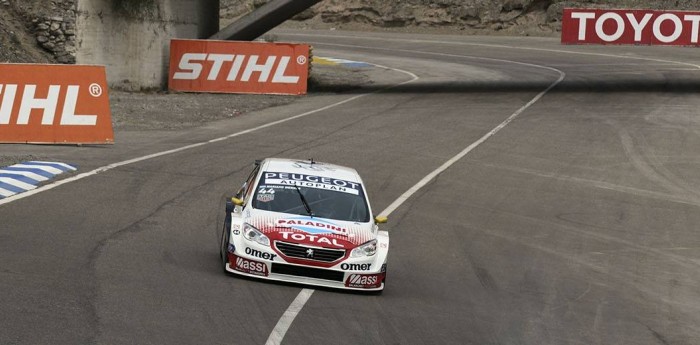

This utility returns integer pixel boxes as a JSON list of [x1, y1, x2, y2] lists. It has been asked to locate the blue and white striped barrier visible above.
[[0, 161, 77, 199], [313, 57, 373, 68]]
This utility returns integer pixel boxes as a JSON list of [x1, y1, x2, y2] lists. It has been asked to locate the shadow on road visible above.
[[311, 78, 700, 94]]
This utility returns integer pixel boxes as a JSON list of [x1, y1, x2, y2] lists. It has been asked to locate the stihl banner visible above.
[[562, 8, 700, 46], [169, 39, 309, 95], [0, 64, 113, 144]]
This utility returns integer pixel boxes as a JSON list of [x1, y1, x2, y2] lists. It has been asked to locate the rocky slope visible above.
[[223, 0, 700, 36], [0, 0, 77, 63], [3, 0, 699, 64], [0, 1, 53, 63]]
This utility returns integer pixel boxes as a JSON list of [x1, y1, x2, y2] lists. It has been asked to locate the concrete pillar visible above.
[[76, 0, 219, 90]]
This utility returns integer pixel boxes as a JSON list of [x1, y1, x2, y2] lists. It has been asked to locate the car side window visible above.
[[236, 165, 260, 202]]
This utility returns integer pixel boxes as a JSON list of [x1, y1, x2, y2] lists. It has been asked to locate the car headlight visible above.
[[243, 223, 270, 246], [351, 239, 377, 258]]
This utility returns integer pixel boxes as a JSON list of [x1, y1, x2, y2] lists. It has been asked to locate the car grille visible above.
[[271, 263, 345, 282], [275, 241, 346, 262]]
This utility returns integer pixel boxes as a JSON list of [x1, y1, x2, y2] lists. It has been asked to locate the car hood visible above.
[[246, 209, 375, 250]]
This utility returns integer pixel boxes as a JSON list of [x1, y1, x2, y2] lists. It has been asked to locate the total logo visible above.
[[277, 217, 348, 235], [245, 247, 277, 261], [234, 256, 268, 276], [345, 274, 382, 288], [279, 231, 343, 248]]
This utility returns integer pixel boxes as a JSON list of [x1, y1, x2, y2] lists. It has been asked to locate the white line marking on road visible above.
[[265, 44, 565, 345], [0, 65, 418, 207], [265, 289, 315, 345], [663, 68, 700, 71], [380, 71, 564, 217]]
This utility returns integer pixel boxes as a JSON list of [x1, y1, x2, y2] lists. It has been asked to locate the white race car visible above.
[[219, 158, 389, 291]]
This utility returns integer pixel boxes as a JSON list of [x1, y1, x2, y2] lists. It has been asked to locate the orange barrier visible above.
[[169, 39, 309, 95], [0, 64, 113, 144]]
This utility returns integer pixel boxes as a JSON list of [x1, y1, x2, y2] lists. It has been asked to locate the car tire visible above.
[[220, 221, 231, 273]]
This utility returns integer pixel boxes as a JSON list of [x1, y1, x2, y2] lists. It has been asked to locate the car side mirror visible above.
[[374, 216, 388, 224], [231, 197, 244, 206]]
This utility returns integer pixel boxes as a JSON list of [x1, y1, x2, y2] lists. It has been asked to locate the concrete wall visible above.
[[76, 0, 219, 90]]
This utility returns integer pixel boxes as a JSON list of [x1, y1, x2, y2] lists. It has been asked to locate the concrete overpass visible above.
[[76, 0, 320, 91]]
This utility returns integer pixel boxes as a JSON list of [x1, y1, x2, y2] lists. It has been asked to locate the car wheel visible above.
[[220, 221, 231, 273]]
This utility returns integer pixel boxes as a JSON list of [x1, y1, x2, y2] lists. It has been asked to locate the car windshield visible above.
[[252, 172, 370, 222]]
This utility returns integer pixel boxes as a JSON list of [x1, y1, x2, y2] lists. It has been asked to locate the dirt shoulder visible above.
[[109, 63, 371, 131]]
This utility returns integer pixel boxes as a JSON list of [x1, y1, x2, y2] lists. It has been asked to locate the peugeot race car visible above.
[[219, 158, 389, 291]]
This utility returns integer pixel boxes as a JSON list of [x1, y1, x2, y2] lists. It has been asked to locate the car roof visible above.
[[260, 158, 363, 184]]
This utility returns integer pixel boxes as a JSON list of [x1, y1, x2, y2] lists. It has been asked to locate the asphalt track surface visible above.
[[2, 31, 700, 345]]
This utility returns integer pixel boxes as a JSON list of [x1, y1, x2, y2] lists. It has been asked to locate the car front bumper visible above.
[[225, 251, 386, 291]]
